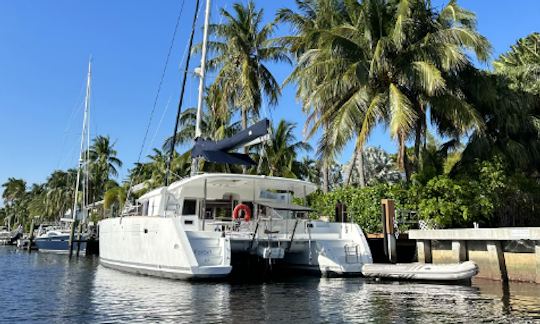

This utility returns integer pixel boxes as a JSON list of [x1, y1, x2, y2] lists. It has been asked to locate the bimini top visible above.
[[139, 173, 318, 201]]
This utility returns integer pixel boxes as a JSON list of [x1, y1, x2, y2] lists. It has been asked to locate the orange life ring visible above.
[[232, 204, 251, 222]]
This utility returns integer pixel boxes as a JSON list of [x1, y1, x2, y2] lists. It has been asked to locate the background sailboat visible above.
[[35, 59, 93, 255]]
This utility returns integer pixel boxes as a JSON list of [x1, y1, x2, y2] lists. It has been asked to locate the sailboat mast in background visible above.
[[72, 58, 91, 222], [68, 58, 92, 256]]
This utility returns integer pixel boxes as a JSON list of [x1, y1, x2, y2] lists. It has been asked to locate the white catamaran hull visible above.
[[282, 222, 372, 276], [227, 221, 373, 276], [99, 216, 232, 279]]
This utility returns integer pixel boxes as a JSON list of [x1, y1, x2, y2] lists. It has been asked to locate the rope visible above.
[[124, 0, 187, 207]]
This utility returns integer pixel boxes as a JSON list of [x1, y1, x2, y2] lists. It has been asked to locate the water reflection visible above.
[[475, 279, 540, 320], [1, 246, 539, 323]]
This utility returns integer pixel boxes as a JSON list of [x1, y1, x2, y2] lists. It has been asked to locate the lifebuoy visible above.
[[232, 203, 251, 222]]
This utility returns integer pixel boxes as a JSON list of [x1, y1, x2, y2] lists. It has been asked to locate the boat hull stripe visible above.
[[100, 257, 192, 271]]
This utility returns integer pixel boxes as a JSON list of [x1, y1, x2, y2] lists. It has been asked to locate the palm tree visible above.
[[128, 162, 152, 184], [456, 69, 540, 174], [1, 178, 27, 228], [42, 169, 77, 220], [27, 183, 46, 219], [146, 148, 168, 188], [2, 178, 26, 206], [90, 136, 122, 177], [104, 186, 127, 217], [284, 0, 490, 183], [413, 135, 462, 184], [89, 135, 122, 202], [138, 148, 192, 190], [205, 1, 289, 162], [162, 107, 241, 154], [279, 0, 348, 192], [494, 32, 540, 96], [345, 146, 403, 187], [251, 120, 311, 178], [294, 157, 320, 184]]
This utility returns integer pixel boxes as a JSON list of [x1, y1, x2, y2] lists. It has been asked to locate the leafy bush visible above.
[[308, 183, 410, 233], [307, 159, 540, 232]]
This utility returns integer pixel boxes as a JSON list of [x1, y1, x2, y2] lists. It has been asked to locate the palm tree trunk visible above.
[[414, 119, 422, 163], [398, 132, 411, 182], [345, 140, 366, 187], [423, 124, 427, 150], [358, 149, 366, 188], [322, 162, 329, 193], [321, 121, 331, 192], [344, 150, 357, 187]]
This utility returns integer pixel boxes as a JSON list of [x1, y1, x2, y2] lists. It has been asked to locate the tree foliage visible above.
[[494, 32, 540, 96]]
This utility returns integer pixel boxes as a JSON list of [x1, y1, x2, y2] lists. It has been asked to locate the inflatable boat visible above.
[[362, 261, 479, 282]]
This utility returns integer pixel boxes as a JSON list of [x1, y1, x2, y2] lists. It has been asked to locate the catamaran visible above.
[[99, 172, 373, 278], [98, 0, 373, 279]]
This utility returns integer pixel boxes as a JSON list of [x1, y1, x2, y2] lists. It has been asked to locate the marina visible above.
[[1, 0, 539, 322]]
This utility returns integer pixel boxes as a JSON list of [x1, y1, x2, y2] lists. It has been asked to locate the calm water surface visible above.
[[1, 246, 540, 323]]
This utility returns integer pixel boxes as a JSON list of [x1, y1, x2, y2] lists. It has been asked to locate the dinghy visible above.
[[362, 261, 478, 282]]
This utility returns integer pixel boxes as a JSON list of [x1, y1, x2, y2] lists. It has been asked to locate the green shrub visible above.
[[306, 159, 540, 231], [308, 183, 410, 233]]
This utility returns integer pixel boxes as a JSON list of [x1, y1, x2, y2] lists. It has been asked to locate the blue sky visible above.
[[0, 0, 539, 195]]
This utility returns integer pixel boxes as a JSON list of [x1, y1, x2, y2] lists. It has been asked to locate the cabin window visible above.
[[182, 199, 197, 215], [296, 211, 309, 219], [204, 200, 233, 220]]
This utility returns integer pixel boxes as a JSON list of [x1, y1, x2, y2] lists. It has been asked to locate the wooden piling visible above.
[[417, 240, 432, 263], [381, 199, 397, 263], [75, 221, 83, 256], [68, 220, 77, 257], [27, 219, 35, 253]]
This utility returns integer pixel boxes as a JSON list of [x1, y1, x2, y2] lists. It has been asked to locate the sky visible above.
[[0, 0, 539, 198]]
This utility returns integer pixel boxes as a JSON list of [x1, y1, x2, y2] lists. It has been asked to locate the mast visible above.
[[164, 0, 202, 186], [69, 58, 91, 257], [191, 0, 211, 175], [72, 59, 92, 222]]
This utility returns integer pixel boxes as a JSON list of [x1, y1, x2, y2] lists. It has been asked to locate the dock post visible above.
[[534, 241, 540, 283], [417, 240, 432, 263], [75, 220, 83, 256], [27, 219, 35, 253], [486, 241, 508, 281], [381, 199, 397, 263], [452, 240, 467, 262], [68, 220, 77, 257]]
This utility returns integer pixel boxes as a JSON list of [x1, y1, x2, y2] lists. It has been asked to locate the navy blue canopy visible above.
[[191, 119, 270, 166]]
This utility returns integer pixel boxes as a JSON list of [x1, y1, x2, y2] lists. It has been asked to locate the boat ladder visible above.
[[286, 219, 299, 252], [344, 244, 360, 264]]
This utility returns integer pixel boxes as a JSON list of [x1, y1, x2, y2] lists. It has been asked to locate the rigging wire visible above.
[[124, 0, 187, 205], [164, 0, 203, 186], [147, 3, 198, 152], [56, 82, 86, 170]]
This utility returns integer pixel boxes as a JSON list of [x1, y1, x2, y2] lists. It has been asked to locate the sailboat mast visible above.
[[85, 66, 91, 220], [72, 59, 92, 221], [192, 0, 211, 175], [164, 0, 202, 186]]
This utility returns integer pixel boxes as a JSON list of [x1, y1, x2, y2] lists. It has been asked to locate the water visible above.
[[1, 247, 540, 323]]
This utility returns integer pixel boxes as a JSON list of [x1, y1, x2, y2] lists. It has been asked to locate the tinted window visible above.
[[182, 199, 197, 215]]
